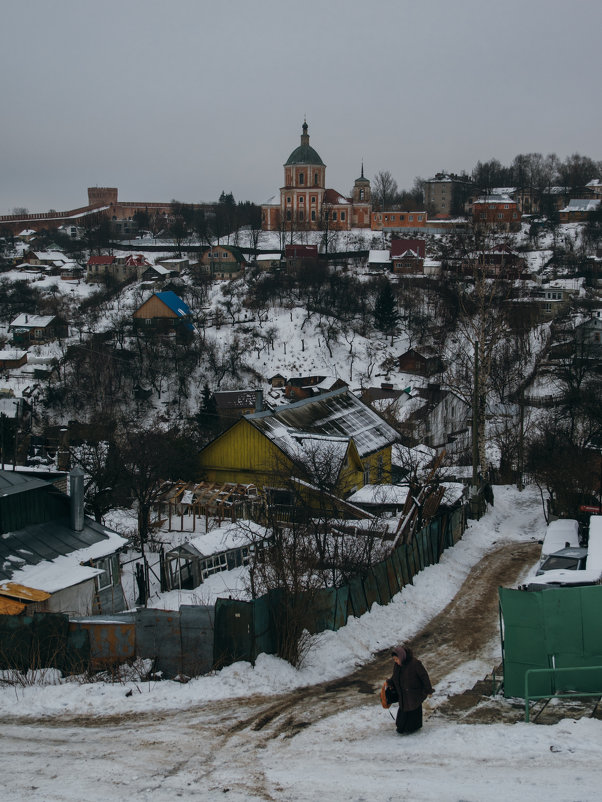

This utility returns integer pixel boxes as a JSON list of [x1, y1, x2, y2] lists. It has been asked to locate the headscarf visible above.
[[391, 645, 407, 663]]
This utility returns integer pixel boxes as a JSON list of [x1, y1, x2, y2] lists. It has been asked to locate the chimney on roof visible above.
[[70, 466, 85, 532], [255, 389, 264, 413]]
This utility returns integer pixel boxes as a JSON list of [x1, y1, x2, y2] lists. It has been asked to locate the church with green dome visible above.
[[262, 122, 372, 233]]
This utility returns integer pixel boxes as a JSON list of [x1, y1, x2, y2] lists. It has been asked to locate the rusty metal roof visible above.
[[0, 596, 26, 614], [0, 582, 51, 602]]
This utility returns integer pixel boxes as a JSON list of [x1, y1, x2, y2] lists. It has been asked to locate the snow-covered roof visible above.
[[347, 484, 408, 505], [473, 194, 515, 204], [185, 521, 268, 558], [246, 387, 399, 460], [368, 250, 391, 263], [32, 250, 67, 262], [9, 313, 54, 329], [0, 518, 126, 593], [560, 199, 601, 213]]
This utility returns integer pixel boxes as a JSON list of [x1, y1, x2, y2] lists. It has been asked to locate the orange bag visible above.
[[380, 680, 398, 708]]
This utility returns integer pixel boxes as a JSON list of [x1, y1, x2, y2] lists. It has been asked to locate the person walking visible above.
[[386, 644, 434, 734]]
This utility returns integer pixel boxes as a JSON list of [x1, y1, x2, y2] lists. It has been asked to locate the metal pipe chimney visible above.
[[69, 466, 85, 532]]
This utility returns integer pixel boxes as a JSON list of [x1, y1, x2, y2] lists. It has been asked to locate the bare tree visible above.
[[372, 170, 399, 210]]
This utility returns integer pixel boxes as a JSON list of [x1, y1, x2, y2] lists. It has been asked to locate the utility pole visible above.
[[472, 340, 479, 490], [517, 387, 525, 491]]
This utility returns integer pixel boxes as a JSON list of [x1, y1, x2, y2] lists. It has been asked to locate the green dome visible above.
[[284, 122, 325, 166], [285, 144, 325, 166]]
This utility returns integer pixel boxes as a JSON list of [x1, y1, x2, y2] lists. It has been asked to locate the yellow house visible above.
[[198, 388, 398, 500]]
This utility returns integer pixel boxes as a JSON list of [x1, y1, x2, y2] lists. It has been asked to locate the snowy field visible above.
[[3, 486, 602, 800]]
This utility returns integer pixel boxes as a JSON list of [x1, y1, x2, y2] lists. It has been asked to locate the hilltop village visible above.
[[0, 123, 600, 633]]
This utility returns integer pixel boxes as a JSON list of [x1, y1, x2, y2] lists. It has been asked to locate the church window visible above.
[[286, 211, 291, 220], [314, 173, 319, 185], [299, 172, 304, 185], [359, 189, 365, 200], [332, 212, 338, 221], [311, 210, 316, 221], [311, 196, 316, 204], [299, 196, 304, 203], [299, 211, 304, 221], [340, 211, 345, 221], [286, 196, 291, 204]]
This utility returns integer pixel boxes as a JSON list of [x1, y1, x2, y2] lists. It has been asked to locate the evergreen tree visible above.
[[374, 279, 400, 340]]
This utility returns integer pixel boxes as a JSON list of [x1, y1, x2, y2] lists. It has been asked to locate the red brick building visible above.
[[262, 122, 371, 232], [371, 210, 427, 231], [472, 194, 520, 230]]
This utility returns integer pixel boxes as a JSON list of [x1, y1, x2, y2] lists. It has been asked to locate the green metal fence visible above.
[[499, 585, 602, 699]]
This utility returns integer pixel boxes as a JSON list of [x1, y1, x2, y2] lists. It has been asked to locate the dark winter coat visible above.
[[387, 656, 434, 712]]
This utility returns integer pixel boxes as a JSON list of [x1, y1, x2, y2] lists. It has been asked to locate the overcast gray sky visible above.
[[2, 0, 601, 214]]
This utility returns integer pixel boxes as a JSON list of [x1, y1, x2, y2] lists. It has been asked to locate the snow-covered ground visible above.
[[3, 487, 602, 801]]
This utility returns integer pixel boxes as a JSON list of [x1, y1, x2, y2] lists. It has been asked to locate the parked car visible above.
[[539, 519, 580, 566], [536, 546, 588, 575], [521, 515, 602, 591]]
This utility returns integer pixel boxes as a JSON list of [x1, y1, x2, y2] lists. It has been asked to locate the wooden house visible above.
[[285, 375, 347, 401], [0, 469, 127, 616], [0, 351, 27, 370], [212, 389, 264, 422], [198, 245, 246, 279], [398, 347, 444, 377], [198, 387, 399, 501], [9, 314, 68, 346], [132, 291, 193, 336]]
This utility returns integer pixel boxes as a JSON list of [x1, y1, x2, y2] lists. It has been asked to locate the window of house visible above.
[[498, 213, 504, 219], [385, 215, 389, 221], [400, 214, 405, 220], [480, 214, 486, 219], [418, 215, 423, 221], [201, 553, 228, 580], [409, 215, 413, 221], [340, 211, 345, 221], [332, 212, 337, 221], [94, 557, 113, 591], [363, 466, 371, 485]]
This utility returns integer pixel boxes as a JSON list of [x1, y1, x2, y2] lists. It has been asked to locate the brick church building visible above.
[[261, 122, 372, 232]]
